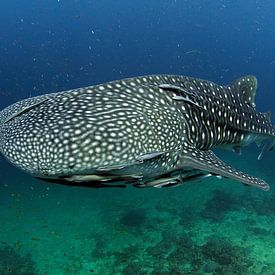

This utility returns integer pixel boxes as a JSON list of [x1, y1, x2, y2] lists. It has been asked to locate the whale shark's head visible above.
[[0, 94, 55, 175]]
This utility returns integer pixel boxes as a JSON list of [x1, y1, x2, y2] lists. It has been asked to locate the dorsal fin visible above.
[[263, 111, 272, 123], [230, 75, 257, 108]]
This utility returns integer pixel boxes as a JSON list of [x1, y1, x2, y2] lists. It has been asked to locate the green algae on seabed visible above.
[[0, 150, 275, 274]]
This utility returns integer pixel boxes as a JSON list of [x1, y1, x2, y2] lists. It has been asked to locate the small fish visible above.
[[185, 49, 201, 55], [0, 74, 274, 191]]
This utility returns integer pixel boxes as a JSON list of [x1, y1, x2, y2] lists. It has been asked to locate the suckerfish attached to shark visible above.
[[0, 75, 274, 190]]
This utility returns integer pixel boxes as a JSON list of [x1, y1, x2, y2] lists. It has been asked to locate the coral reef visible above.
[[201, 236, 253, 273], [145, 233, 253, 273], [201, 190, 238, 221], [113, 245, 145, 274], [0, 244, 36, 275], [179, 206, 200, 227], [119, 208, 147, 228]]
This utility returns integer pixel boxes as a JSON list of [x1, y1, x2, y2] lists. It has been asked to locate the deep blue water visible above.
[[1, 1, 275, 111], [1, 1, 275, 274]]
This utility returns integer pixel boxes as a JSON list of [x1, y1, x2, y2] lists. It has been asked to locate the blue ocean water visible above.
[[0, 1, 275, 274]]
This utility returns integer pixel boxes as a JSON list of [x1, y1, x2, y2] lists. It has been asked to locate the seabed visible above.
[[0, 149, 274, 274]]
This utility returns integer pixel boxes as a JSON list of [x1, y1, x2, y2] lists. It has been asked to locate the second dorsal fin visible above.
[[230, 75, 257, 108]]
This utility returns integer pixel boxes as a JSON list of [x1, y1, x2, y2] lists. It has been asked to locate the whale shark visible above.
[[0, 75, 274, 190]]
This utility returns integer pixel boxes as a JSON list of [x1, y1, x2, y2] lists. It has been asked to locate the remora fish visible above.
[[0, 75, 274, 190]]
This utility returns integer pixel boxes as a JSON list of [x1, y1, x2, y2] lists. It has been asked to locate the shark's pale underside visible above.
[[0, 75, 274, 190]]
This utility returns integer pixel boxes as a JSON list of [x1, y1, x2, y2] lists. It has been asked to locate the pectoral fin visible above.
[[178, 147, 269, 191]]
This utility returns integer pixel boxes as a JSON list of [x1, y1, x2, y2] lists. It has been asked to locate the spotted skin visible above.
[[0, 75, 273, 190]]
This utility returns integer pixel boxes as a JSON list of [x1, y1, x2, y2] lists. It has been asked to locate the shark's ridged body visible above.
[[0, 75, 274, 190]]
